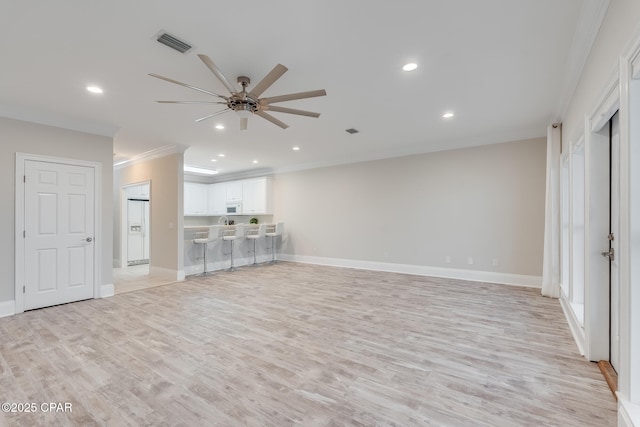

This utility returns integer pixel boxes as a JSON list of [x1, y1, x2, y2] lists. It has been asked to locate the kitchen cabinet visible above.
[[185, 177, 273, 216], [184, 182, 208, 215], [207, 183, 226, 215], [225, 181, 243, 203], [126, 183, 149, 198], [242, 177, 272, 214]]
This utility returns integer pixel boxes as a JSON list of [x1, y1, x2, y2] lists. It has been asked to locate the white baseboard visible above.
[[0, 300, 15, 318], [619, 397, 640, 427], [150, 266, 185, 282], [100, 283, 114, 298], [2, 288, 115, 316], [278, 254, 542, 288], [559, 294, 586, 356]]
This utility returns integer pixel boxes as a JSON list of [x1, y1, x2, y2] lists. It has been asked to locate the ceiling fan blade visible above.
[[197, 54, 237, 94], [255, 111, 289, 129], [149, 73, 227, 99], [194, 108, 231, 122], [260, 89, 327, 105], [157, 101, 228, 104], [265, 105, 321, 118], [249, 64, 288, 98], [240, 117, 248, 131]]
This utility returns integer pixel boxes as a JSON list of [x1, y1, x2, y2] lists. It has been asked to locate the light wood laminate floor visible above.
[[113, 264, 178, 295], [0, 263, 616, 426]]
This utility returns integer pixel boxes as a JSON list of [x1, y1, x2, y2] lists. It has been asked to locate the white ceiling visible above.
[[0, 1, 604, 178]]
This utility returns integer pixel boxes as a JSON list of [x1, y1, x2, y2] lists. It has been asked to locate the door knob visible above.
[[86, 237, 93, 243]]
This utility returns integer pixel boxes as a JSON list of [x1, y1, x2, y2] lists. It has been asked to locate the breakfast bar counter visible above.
[[183, 222, 282, 275]]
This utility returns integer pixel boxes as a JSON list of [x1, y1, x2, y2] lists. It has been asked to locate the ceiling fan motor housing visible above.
[[230, 76, 259, 113]]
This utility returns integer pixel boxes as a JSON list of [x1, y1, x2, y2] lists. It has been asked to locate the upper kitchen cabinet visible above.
[[225, 181, 243, 203], [184, 177, 273, 216], [207, 183, 226, 215], [126, 183, 150, 198], [184, 182, 208, 215], [242, 177, 273, 214]]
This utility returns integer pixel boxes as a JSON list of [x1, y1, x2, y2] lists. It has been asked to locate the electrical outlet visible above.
[[467, 257, 474, 265], [445, 256, 451, 264], [492, 258, 499, 267]]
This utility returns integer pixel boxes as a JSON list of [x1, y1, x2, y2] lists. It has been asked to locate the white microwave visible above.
[[226, 203, 242, 215]]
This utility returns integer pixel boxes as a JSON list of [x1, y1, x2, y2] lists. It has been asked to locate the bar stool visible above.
[[222, 225, 244, 271], [245, 224, 268, 265], [193, 226, 220, 276], [265, 222, 284, 263]]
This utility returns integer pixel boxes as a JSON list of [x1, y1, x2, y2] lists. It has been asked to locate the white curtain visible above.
[[541, 124, 562, 298]]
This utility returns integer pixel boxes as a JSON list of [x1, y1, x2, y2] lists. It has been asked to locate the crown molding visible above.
[[114, 144, 188, 170]]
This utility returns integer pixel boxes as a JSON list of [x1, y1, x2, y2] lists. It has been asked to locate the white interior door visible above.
[[24, 160, 95, 310], [610, 113, 620, 372]]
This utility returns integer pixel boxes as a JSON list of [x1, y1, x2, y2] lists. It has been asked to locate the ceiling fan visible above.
[[150, 54, 327, 130]]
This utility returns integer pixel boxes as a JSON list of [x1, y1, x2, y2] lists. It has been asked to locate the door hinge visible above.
[[23, 230, 25, 238], [608, 233, 615, 241], [23, 286, 25, 294], [601, 247, 615, 261], [23, 175, 26, 183]]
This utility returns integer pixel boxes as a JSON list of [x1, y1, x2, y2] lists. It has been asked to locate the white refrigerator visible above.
[[127, 199, 149, 265]]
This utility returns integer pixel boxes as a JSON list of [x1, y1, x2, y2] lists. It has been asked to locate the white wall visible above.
[[274, 137, 546, 280], [0, 117, 113, 303]]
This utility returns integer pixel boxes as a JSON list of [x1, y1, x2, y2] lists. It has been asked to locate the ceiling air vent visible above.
[[156, 32, 192, 53], [346, 128, 359, 134]]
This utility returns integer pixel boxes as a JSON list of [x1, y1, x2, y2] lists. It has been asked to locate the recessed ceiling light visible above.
[[210, 159, 217, 162], [86, 86, 103, 94], [442, 112, 455, 119], [402, 63, 418, 72], [184, 165, 218, 175], [292, 146, 300, 151], [218, 153, 225, 157], [215, 124, 224, 130], [252, 160, 259, 164]]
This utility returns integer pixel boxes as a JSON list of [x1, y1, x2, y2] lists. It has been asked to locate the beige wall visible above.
[[563, 0, 640, 139], [273, 137, 546, 277], [113, 154, 184, 276], [0, 117, 113, 302]]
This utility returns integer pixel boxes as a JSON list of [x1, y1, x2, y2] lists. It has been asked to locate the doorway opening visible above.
[[578, 104, 620, 400], [120, 182, 150, 269], [113, 181, 177, 294], [595, 112, 620, 399], [608, 112, 620, 374], [114, 182, 157, 294]]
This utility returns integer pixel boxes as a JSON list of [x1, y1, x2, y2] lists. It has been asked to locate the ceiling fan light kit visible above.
[[150, 54, 326, 130], [235, 106, 253, 119]]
